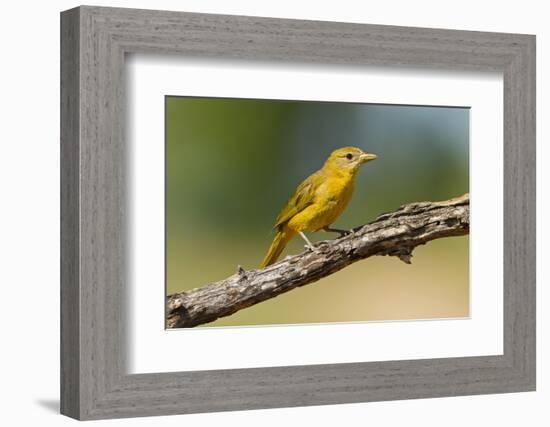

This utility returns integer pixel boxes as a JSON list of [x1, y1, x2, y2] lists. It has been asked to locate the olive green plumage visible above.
[[261, 147, 377, 267]]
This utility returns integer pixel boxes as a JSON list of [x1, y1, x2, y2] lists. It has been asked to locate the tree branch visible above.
[[167, 193, 469, 328]]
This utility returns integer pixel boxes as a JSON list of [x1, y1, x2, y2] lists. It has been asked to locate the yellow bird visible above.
[[261, 146, 377, 267]]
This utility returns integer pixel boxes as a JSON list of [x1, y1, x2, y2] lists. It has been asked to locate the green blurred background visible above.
[[166, 96, 470, 327]]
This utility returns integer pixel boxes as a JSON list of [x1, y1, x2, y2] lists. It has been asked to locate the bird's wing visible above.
[[274, 171, 321, 228]]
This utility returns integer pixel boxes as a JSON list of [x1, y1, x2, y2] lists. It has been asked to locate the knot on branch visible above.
[[381, 246, 414, 264], [236, 265, 248, 280]]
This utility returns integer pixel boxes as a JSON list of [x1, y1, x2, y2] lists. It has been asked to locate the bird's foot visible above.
[[323, 226, 351, 237]]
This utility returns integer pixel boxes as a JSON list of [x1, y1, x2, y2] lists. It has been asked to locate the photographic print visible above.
[[165, 96, 469, 328], [61, 8, 535, 418]]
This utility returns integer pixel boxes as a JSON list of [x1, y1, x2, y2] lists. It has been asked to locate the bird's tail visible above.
[[260, 227, 295, 268]]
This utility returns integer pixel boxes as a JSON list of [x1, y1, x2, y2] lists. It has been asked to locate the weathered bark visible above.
[[167, 193, 469, 328]]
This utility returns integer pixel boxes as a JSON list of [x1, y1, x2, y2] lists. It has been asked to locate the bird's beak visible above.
[[359, 152, 378, 163]]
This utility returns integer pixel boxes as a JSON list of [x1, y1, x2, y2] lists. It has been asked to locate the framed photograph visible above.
[[60, 6, 535, 420]]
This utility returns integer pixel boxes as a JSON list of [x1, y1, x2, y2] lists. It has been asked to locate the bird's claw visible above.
[[333, 229, 352, 238], [324, 227, 351, 237]]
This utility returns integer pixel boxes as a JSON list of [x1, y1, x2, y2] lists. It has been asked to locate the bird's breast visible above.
[[317, 174, 355, 204], [287, 174, 356, 232]]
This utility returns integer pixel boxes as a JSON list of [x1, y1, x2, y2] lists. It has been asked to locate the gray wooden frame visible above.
[[60, 5, 536, 420]]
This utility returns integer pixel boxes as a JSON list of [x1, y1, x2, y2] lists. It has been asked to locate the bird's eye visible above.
[[345, 153, 353, 160]]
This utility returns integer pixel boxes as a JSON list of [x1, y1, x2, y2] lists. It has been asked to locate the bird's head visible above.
[[324, 146, 378, 172]]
